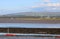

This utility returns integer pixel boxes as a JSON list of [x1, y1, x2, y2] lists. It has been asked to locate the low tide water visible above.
[[0, 23, 59, 28]]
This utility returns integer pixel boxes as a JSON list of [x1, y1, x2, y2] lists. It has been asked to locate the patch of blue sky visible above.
[[0, 0, 60, 15]]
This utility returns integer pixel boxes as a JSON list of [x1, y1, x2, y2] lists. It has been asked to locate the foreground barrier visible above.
[[0, 33, 59, 36], [0, 33, 59, 39]]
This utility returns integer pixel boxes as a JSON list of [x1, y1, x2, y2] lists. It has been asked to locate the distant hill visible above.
[[1, 12, 60, 17]]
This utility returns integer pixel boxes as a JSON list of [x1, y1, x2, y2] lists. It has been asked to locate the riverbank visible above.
[[0, 18, 60, 23]]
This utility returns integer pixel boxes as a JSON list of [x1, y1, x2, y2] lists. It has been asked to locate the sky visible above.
[[0, 0, 60, 15]]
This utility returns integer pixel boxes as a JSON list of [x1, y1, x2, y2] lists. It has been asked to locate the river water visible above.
[[0, 23, 59, 28]]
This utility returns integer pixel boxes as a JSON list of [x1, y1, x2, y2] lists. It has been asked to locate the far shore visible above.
[[0, 17, 60, 23]]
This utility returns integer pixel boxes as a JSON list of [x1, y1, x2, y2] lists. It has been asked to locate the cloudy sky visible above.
[[0, 0, 60, 15]]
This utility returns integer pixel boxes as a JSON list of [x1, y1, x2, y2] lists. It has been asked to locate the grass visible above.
[[14, 18, 60, 20]]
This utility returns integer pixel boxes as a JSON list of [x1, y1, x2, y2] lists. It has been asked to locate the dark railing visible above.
[[0, 28, 60, 34]]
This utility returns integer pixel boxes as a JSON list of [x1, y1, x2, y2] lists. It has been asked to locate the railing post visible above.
[[7, 27, 9, 34]]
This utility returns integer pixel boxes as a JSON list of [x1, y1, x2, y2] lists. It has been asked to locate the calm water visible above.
[[0, 23, 59, 28]]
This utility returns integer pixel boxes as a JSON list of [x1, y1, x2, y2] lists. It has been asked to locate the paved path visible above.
[[0, 36, 56, 39]]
